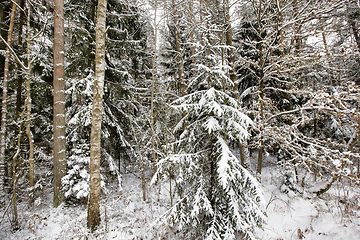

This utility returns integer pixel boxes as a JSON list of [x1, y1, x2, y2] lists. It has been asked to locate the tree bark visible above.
[[0, 0, 17, 197], [53, 0, 66, 208], [87, 0, 107, 231], [189, 2, 195, 69], [257, 0, 265, 176], [25, 0, 35, 204], [141, 153, 146, 201], [150, 0, 158, 167], [172, 0, 184, 96], [16, 0, 26, 114], [224, 0, 235, 85], [348, 8, 360, 52]]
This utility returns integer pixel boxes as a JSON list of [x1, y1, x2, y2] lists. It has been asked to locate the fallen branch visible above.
[[314, 176, 339, 197]]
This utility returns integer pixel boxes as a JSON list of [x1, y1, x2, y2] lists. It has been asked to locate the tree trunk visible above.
[[224, 0, 248, 167], [257, 0, 265, 176], [53, 0, 66, 208], [348, 16, 360, 51], [87, 0, 107, 231], [141, 153, 146, 201], [12, 148, 18, 228], [189, 2, 195, 70], [239, 143, 247, 167], [319, 18, 336, 86], [172, 0, 184, 96], [0, 0, 17, 198], [16, 0, 26, 114], [224, 0, 235, 85], [150, 0, 158, 167], [11, 100, 28, 228], [25, 0, 35, 204]]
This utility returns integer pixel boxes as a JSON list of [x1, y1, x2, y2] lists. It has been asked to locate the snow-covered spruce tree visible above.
[[63, 0, 97, 202], [153, 69, 266, 240], [153, 3, 265, 239], [160, 0, 195, 97], [103, 0, 152, 174]]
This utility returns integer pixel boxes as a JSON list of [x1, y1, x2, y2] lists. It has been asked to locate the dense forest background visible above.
[[0, 0, 359, 239]]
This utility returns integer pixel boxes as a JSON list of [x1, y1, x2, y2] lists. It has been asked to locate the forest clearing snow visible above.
[[0, 165, 360, 239]]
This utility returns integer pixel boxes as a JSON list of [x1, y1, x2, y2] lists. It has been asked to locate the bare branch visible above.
[[0, 35, 28, 70], [265, 106, 351, 124]]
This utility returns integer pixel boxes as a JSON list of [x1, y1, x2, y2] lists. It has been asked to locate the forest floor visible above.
[[1, 156, 360, 239]]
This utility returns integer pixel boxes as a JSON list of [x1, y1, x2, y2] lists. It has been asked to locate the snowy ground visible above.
[[1, 158, 360, 239], [257, 166, 360, 240]]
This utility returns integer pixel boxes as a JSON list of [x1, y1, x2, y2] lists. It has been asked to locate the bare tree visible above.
[[53, 0, 66, 208], [87, 0, 107, 231]]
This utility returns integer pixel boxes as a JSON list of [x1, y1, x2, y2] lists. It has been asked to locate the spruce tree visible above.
[[153, 1, 265, 238]]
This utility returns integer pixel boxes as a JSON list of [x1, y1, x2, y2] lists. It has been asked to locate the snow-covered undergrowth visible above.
[[0, 174, 169, 240], [257, 166, 360, 240], [1, 161, 359, 239]]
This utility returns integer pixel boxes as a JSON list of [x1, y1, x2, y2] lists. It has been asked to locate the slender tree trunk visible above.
[[348, 117, 360, 152], [172, 0, 184, 96], [189, 2, 195, 67], [257, 0, 264, 176], [16, 0, 26, 114], [348, 2, 360, 73], [150, 0, 158, 167], [12, 148, 18, 227], [349, 18, 360, 52], [199, 0, 204, 46], [224, 0, 248, 167], [163, 71, 172, 206], [319, 18, 336, 86], [0, 0, 17, 198], [24, 0, 35, 204], [91, 0, 97, 24], [239, 144, 246, 166], [209, 132, 215, 208], [11, 98, 28, 228], [53, 0, 66, 208], [87, 0, 107, 231], [224, 0, 235, 85], [0, 7, 3, 40], [26, 5, 35, 201], [141, 153, 146, 201]]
